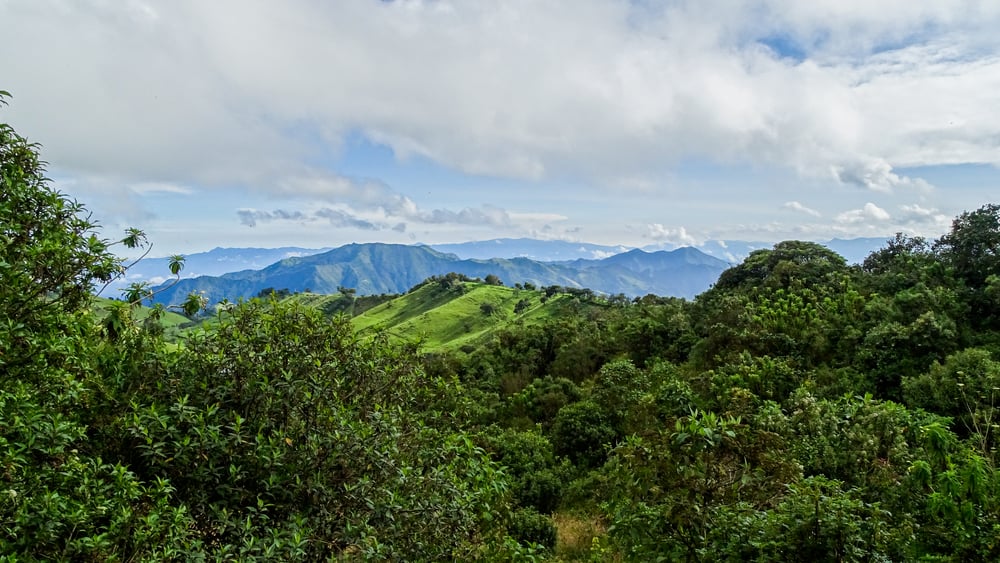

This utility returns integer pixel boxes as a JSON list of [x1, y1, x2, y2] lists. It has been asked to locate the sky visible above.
[[2, 0, 1000, 256]]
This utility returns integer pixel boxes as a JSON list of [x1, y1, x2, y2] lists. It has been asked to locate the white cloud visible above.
[[3, 0, 999, 195], [588, 249, 618, 259], [834, 202, 892, 224], [898, 203, 952, 230], [783, 201, 822, 217], [129, 182, 194, 195], [314, 208, 383, 231], [509, 212, 570, 223], [236, 197, 557, 233], [645, 224, 699, 246], [831, 157, 934, 192], [4, 0, 1000, 257]]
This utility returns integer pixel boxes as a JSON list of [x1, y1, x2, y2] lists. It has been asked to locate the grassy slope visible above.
[[97, 285, 580, 351], [92, 297, 193, 341], [283, 292, 346, 310], [93, 297, 191, 326], [352, 282, 573, 351]]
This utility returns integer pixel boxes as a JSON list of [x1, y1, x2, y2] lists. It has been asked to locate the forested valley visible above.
[[4, 93, 1000, 561]]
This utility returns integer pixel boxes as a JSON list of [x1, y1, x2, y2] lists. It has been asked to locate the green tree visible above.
[[514, 298, 531, 314], [935, 204, 1000, 330], [856, 233, 967, 396], [936, 204, 1000, 292], [550, 400, 617, 468], [603, 409, 800, 560], [482, 427, 567, 513], [693, 242, 863, 374], [1, 91, 193, 561], [712, 241, 848, 294], [591, 359, 648, 433], [615, 296, 697, 366], [506, 375, 582, 429], [903, 348, 1000, 456], [716, 477, 897, 562], [119, 299, 511, 559]]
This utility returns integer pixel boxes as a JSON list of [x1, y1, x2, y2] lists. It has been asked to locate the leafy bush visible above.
[[550, 401, 617, 468], [483, 428, 567, 513], [1, 92, 194, 561], [117, 299, 511, 559], [507, 507, 557, 551]]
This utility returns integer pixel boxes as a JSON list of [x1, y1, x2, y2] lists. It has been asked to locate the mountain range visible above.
[[149, 243, 731, 306], [134, 236, 895, 307], [103, 246, 330, 296]]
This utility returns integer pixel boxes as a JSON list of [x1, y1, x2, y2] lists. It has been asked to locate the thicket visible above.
[[451, 218, 1000, 561]]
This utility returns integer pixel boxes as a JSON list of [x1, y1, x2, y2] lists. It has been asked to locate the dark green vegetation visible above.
[[5, 92, 1000, 561], [149, 240, 730, 306]]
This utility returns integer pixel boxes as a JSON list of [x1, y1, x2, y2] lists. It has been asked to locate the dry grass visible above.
[[552, 511, 618, 561]]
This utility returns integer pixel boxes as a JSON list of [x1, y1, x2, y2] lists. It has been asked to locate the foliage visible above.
[[712, 240, 848, 294], [936, 204, 1000, 292], [550, 401, 617, 468], [119, 299, 510, 559], [903, 348, 1000, 454], [602, 409, 800, 560], [507, 376, 583, 429], [590, 359, 647, 428], [709, 477, 897, 562], [507, 507, 557, 551], [482, 427, 567, 513], [0, 93, 191, 561]]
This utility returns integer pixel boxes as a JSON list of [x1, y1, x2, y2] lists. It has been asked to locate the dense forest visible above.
[[4, 92, 1000, 561]]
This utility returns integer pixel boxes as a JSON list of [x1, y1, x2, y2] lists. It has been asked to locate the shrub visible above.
[[508, 508, 557, 551]]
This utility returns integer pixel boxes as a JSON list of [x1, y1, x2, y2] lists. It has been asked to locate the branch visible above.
[[96, 243, 153, 298]]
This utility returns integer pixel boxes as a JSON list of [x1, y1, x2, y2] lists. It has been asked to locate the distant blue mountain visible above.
[[105, 246, 329, 297], [149, 243, 730, 305]]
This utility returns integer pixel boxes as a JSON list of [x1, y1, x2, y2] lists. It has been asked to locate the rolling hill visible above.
[[350, 281, 578, 351]]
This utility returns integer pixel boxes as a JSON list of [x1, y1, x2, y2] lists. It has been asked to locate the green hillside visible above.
[[93, 297, 193, 339], [283, 291, 350, 312], [352, 282, 573, 351], [283, 290, 396, 316]]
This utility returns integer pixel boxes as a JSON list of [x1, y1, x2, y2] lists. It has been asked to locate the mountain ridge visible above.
[[149, 242, 731, 306]]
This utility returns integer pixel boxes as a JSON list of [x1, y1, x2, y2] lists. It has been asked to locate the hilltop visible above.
[[349, 279, 582, 351]]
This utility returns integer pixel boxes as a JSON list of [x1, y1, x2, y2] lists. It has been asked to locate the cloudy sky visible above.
[[2, 0, 999, 255]]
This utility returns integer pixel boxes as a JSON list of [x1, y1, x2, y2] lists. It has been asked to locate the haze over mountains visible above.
[[430, 238, 631, 261], [107, 247, 331, 293]]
